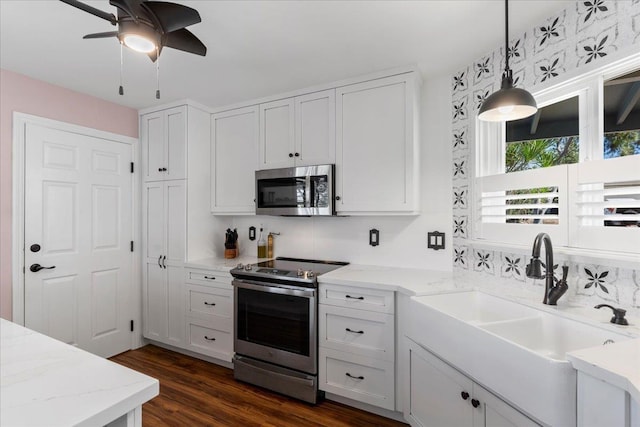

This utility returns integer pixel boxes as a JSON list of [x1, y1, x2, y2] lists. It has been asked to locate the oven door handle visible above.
[[232, 279, 316, 298]]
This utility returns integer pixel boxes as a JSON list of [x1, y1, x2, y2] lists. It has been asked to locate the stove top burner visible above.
[[230, 257, 348, 287]]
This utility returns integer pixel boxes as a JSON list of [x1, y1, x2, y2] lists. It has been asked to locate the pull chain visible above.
[[155, 46, 161, 99], [119, 41, 124, 95]]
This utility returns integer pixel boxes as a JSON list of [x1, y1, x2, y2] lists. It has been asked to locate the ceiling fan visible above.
[[60, 0, 207, 62]]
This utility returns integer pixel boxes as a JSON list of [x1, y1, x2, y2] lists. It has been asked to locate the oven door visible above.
[[233, 279, 317, 374]]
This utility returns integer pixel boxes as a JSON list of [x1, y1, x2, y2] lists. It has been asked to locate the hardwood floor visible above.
[[111, 345, 407, 427]]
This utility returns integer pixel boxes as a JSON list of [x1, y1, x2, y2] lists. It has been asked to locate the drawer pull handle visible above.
[[204, 276, 216, 280], [345, 373, 364, 380], [204, 302, 216, 306], [471, 399, 480, 408], [345, 295, 364, 300], [345, 328, 364, 334], [204, 336, 216, 341]]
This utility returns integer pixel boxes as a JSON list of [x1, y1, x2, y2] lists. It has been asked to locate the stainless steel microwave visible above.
[[255, 164, 335, 216]]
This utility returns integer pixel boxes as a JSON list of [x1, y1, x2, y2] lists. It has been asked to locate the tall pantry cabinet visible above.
[[140, 103, 212, 348]]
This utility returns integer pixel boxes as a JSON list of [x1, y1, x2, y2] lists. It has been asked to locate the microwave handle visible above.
[[305, 175, 312, 207]]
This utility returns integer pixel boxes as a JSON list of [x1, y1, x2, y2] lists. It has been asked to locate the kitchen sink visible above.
[[408, 290, 633, 426], [478, 312, 626, 361], [412, 290, 537, 324]]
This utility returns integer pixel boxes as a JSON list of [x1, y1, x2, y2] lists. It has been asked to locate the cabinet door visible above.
[[165, 106, 187, 180], [211, 106, 259, 214], [473, 384, 540, 427], [143, 182, 165, 261], [165, 264, 184, 346], [165, 180, 186, 263], [295, 89, 335, 166], [141, 111, 165, 182], [406, 339, 473, 427], [336, 73, 418, 214], [259, 98, 295, 169], [144, 261, 166, 341]]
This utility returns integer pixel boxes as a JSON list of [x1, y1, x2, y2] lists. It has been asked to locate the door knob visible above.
[[30, 263, 56, 272]]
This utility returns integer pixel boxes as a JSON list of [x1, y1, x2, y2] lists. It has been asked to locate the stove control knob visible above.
[[297, 268, 304, 277], [308, 271, 315, 278], [236, 263, 244, 269], [244, 264, 253, 271]]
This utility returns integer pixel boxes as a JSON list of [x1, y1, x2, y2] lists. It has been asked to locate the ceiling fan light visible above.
[[123, 34, 156, 53]]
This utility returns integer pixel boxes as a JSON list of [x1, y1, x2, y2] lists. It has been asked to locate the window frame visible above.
[[472, 52, 640, 257]]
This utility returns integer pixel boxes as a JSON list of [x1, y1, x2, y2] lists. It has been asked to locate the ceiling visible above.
[[0, 0, 573, 110]]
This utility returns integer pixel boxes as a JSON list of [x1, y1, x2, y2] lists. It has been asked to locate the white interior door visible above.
[[24, 123, 134, 358]]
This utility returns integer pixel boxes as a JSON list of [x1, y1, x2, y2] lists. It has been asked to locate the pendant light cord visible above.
[[504, 0, 510, 74]]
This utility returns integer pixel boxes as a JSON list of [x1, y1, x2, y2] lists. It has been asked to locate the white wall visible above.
[[206, 72, 453, 269]]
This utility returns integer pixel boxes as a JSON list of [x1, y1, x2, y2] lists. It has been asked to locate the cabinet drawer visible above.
[[319, 348, 395, 411], [185, 284, 232, 328], [185, 268, 232, 287], [185, 320, 233, 362], [319, 283, 394, 313], [319, 305, 394, 361]]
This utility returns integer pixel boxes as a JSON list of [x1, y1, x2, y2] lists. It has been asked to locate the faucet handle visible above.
[[595, 304, 629, 326]]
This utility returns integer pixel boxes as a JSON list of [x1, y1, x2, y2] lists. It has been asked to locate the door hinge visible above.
[[130, 241, 134, 252], [130, 162, 134, 173], [130, 320, 134, 332]]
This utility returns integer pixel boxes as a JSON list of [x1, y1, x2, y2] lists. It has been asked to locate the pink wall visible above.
[[0, 68, 139, 321]]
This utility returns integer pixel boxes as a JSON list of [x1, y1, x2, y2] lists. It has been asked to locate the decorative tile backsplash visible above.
[[450, 0, 640, 314]]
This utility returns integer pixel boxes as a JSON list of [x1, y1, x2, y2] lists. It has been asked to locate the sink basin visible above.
[[408, 291, 633, 426], [413, 290, 537, 324], [479, 312, 626, 361]]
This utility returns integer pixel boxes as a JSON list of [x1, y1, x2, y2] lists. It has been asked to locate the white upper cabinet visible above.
[[259, 89, 336, 169], [211, 106, 259, 215], [335, 73, 420, 215], [259, 98, 295, 169], [141, 105, 187, 181], [295, 89, 336, 167]]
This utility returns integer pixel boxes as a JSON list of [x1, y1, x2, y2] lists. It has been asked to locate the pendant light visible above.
[[478, 0, 537, 122]]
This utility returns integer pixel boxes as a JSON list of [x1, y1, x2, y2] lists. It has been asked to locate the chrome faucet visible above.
[[525, 232, 568, 305]]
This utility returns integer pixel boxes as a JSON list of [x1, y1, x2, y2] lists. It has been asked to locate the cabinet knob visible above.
[[335, 196, 341, 201], [158, 167, 163, 172], [461, 391, 469, 400], [471, 399, 480, 408], [289, 153, 294, 158], [294, 152, 300, 157]]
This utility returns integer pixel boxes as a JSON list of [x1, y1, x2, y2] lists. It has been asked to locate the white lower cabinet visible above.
[[318, 283, 395, 411], [183, 269, 234, 362], [405, 338, 539, 427], [576, 372, 640, 427]]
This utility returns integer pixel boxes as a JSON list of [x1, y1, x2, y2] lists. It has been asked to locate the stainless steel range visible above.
[[230, 257, 348, 403]]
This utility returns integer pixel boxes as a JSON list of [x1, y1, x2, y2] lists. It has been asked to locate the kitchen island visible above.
[[1, 319, 159, 427]]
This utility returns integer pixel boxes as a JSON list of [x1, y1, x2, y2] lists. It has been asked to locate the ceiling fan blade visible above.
[[143, 1, 201, 33], [109, 0, 151, 23], [164, 28, 207, 56], [83, 31, 119, 39], [59, 0, 117, 25]]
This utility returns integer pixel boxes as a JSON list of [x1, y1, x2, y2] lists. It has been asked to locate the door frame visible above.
[[12, 112, 142, 349]]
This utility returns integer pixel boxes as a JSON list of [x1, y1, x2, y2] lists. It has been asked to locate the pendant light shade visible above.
[[478, 0, 537, 122]]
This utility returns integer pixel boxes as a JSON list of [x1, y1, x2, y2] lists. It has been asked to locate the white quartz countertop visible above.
[[185, 255, 266, 272], [567, 339, 640, 405], [183, 256, 640, 403], [1, 319, 159, 427], [318, 263, 457, 295]]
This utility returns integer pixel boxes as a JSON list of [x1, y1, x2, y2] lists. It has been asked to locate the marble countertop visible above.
[[567, 339, 640, 405], [185, 256, 640, 403], [1, 319, 159, 427], [185, 255, 265, 272]]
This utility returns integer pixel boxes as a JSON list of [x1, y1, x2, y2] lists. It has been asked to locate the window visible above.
[[475, 57, 640, 253]]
